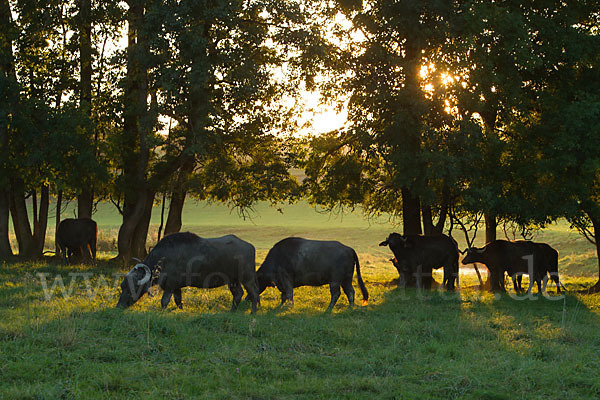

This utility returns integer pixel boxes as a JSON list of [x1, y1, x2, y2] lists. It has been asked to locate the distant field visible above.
[[2, 201, 600, 398]]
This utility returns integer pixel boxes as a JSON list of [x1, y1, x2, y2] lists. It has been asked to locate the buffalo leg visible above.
[[453, 260, 460, 289], [443, 265, 456, 290], [542, 274, 549, 293], [500, 271, 507, 292], [546, 273, 561, 294], [90, 238, 97, 265], [173, 288, 183, 309], [525, 276, 535, 295], [512, 274, 520, 293], [161, 291, 172, 309], [327, 282, 342, 311], [242, 279, 259, 314], [341, 277, 355, 307], [229, 282, 244, 312], [423, 267, 433, 290], [551, 274, 562, 294], [58, 243, 67, 265], [414, 265, 423, 289], [278, 281, 293, 306], [442, 267, 449, 289], [84, 243, 92, 265], [536, 278, 542, 294]]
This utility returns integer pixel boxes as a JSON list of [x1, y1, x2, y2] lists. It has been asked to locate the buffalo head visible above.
[[379, 233, 408, 248], [461, 247, 485, 265], [116, 263, 154, 308], [256, 262, 276, 294]]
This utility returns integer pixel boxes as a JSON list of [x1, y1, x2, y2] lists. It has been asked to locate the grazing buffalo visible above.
[[56, 218, 97, 265], [256, 238, 368, 311], [379, 233, 459, 290], [116, 232, 260, 313], [461, 240, 563, 294]]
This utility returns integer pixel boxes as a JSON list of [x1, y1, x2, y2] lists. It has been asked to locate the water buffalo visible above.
[[461, 240, 563, 294], [379, 233, 459, 290], [256, 238, 368, 311], [116, 232, 260, 313], [56, 218, 97, 265]]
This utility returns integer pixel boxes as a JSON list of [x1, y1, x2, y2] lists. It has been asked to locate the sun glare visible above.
[[299, 90, 348, 136]]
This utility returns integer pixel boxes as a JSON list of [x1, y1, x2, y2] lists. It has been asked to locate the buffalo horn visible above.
[[136, 264, 152, 286]]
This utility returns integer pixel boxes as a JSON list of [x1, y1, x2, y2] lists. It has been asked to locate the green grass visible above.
[[3, 201, 600, 398]]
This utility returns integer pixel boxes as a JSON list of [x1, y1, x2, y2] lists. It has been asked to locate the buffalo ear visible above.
[[154, 257, 165, 272], [379, 240, 389, 247]]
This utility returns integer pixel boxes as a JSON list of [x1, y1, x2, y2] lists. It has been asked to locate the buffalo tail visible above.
[[353, 250, 369, 305]]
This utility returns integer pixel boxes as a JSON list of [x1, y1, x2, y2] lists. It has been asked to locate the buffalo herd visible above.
[[56, 218, 565, 313]]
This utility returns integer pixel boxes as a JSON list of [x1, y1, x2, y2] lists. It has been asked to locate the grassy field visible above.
[[2, 201, 600, 398]]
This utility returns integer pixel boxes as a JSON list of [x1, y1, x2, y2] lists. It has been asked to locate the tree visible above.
[[76, 0, 94, 218], [0, 0, 16, 259], [1, 0, 113, 259], [110, 0, 320, 262], [304, 1, 466, 235], [527, 9, 600, 289], [158, 0, 322, 236]]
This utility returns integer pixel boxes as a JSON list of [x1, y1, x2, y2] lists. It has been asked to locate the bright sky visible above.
[[298, 91, 348, 136]]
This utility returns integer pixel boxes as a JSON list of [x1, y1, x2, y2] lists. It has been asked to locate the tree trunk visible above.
[[131, 190, 155, 259], [164, 189, 186, 235], [586, 216, 600, 293], [77, 0, 94, 219], [78, 190, 93, 219], [116, 0, 150, 263], [55, 190, 62, 255], [33, 185, 49, 256], [422, 205, 434, 235], [157, 192, 166, 242], [117, 191, 148, 263], [485, 212, 497, 244], [595, 217, 600, 284], [0, 0, 15, 259], [402, 187, 422, 235], [9, 181, 35, 258], [486, 211, 503, 292], [0, 189, 12, 259]]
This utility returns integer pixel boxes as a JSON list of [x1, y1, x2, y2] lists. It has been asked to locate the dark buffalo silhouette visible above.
[[379, 233, 459, 290], [461, 240, 563, 294], [116, 232, 260, 313], [256, 237, 368, 311], [56, 218, 97, 265]]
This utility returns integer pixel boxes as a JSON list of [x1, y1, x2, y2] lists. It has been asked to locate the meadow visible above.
[[2, 201, 600, 399]]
